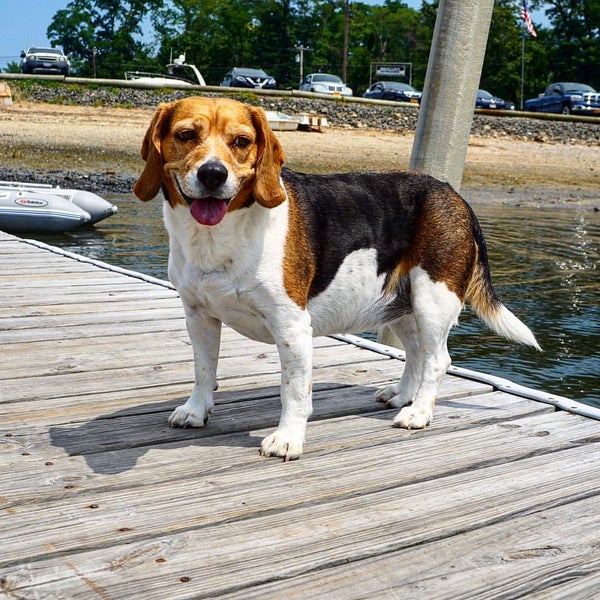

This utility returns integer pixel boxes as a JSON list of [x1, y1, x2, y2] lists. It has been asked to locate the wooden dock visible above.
[[1, 229, 599, 599]]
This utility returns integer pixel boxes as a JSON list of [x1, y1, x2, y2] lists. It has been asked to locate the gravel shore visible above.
[[1, 81, 599, 208], [9, 81, 600, 145]]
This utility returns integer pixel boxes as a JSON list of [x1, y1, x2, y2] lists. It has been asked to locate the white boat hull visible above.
[[0, 182, 118, 234], [265, 111, 299, 131]]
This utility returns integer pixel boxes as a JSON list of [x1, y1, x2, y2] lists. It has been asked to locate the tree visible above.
[[542, 0, 600, 86], [43, 0, 592, 101], [4, 62, 22, 74], [481, 0, 550, 106], [47, 0, 162, 77], [151, 0, 260, 85]]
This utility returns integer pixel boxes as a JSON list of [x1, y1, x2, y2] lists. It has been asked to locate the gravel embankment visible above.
[[12, 81, 600, 145]]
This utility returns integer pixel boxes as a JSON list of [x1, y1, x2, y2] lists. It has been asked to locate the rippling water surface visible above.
[[30, 195, 599, 407]]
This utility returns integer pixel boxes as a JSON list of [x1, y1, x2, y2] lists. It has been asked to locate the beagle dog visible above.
[[134, 96, 540, 460]]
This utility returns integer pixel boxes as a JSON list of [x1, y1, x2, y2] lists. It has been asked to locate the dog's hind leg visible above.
[[375, 315, 422, 409], [393, 266, 462, 429], [169, 307, 222, 428]]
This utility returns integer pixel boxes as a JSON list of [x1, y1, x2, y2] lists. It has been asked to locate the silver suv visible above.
[[21, 47, 70, 76]]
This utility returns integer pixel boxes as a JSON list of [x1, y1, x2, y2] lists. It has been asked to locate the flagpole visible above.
[[520, 28, 525, 110], [519, 0, 537, 109]]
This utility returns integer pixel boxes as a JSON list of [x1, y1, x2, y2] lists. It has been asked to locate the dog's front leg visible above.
[[260, 316, 313, 461], [169, 305, 221, 428]]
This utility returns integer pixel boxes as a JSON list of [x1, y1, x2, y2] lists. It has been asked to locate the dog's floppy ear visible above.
[[249, 106, 286, 208], [133, 102, 173, 202]]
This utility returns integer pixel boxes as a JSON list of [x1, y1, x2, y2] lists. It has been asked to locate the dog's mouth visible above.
[[174, 176, 230, 226]]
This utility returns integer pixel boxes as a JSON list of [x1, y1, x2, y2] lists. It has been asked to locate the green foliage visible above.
[[543, 0, 600, 85], [40, 0, 600, 99], [47, 0, 162, 77], [4, 61, 22, 74]]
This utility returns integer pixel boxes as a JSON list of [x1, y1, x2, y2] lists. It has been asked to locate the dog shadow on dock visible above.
[[48, 381, 398, 475]]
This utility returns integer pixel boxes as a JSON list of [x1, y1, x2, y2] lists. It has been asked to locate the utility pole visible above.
[[92, 47, 97, 78], [294, 44, 310, 87], [342, 0, 350, 82]]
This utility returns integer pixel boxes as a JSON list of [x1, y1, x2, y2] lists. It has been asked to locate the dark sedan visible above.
[[476, 89, 515, 110], [220, 67, 276, 89], [363, 81, 422, 104]]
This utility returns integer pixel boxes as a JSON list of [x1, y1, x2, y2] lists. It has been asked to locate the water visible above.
[[28, 194, 599, 407]]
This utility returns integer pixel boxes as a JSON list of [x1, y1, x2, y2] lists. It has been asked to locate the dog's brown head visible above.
[[133, 96, 286, 225]]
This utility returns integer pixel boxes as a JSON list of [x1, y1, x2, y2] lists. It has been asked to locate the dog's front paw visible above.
[[376, 384, 412, 409], [168, 402, 212, 428], [393, 405, 432, 430], [260, 429, 304, 461]]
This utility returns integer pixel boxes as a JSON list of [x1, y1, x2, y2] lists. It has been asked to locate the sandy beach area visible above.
[[1, 102, 598, 209]]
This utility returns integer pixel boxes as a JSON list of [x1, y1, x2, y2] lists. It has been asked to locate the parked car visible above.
[[21, 46, 70, 76], [475, 89, 515, 110], [300, 73, 352, 97], [220, 67, 276, 89], [524, 82, 600, 115], [363, 81, 421, 104]]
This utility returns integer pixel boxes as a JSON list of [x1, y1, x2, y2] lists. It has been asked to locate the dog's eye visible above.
[[232, 136, 251, 149], [176, 130, 196, 143]]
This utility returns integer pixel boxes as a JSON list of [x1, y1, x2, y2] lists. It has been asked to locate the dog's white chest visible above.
[[166, 203, 291, 343], [190, 271, 282, 343]]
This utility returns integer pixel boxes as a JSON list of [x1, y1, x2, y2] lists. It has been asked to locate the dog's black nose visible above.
[[197, 161, 228, 191]]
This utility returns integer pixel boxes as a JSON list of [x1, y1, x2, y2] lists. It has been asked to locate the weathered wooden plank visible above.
[[1, 443, 597, 596], [0, 326, 346, 375], [1, 330, 195, 376], [2, 263, 114, 276], [219, 495, 600, 600], [0, 284, 174, 300], [0, 289, 176, 310], [1, 316, 186, 343], [526, 570, 600, 600], [0, 355, 393, 429], [0, 337, 388, 393], [2, 279, 166, 292], [0, 344, 415, 421], [2, 255, 104, 267], [0, 306, 184, 333], [0, 344, 488, 413], [0, 297, 180, 318], [0, 404, 567, 510]]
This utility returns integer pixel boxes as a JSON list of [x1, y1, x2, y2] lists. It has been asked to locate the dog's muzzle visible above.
[[173, 167, 231, 227]]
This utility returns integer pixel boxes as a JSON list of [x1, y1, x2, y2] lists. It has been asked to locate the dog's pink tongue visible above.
[[190, 198, 228, 226]]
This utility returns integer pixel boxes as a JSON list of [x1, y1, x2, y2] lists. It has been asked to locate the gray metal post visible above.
[[409, 0, 495, 190], [378, 0, 494, 348]]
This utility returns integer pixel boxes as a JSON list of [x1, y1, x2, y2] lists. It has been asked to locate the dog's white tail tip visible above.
[[484, 304, 542, 352]]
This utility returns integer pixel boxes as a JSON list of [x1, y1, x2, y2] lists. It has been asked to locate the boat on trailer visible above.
[[0, 181, 118, 234], [124, 54, 207, 88]]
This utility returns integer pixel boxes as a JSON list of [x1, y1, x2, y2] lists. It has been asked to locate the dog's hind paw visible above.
[[168, 403, 211, 428], [376, 384, 413, 409], [260, 430, 304, 461]]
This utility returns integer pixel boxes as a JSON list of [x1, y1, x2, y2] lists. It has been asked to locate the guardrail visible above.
[[2, 72, 600, 124]]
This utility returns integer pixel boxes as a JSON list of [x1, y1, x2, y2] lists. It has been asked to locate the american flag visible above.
[[520, 1, 537, 37]]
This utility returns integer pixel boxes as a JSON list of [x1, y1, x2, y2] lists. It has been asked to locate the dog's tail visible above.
[[465, 218, 542, 351]]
